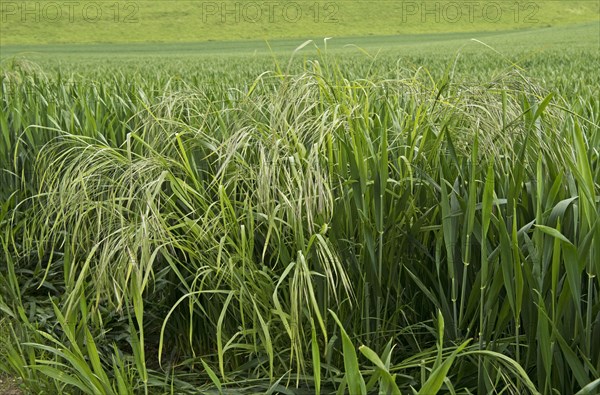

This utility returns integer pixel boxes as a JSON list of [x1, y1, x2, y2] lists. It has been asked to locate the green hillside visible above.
[[0, 0, 598, 45], [1, 22, 598, 63]]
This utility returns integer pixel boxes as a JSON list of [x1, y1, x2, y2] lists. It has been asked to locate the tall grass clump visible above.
[[0, 51, 598, 394]]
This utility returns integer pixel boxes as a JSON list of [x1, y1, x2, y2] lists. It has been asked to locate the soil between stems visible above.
[[0, 375, 23, 395]]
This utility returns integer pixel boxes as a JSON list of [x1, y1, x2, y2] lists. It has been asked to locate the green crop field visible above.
[[0, 0, 598, 44], [1, 1, 599, 394]]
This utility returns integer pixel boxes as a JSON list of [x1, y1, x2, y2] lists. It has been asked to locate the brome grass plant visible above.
[[0, 48, 598, 394]]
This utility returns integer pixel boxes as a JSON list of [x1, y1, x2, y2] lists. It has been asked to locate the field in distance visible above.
[[1, 22, 598, 64], [0, 0, 598, 45]]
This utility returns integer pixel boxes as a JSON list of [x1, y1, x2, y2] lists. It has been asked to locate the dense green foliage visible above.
[[1, 41, 599, 394]]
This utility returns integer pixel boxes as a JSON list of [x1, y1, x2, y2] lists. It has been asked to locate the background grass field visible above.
[[2, 22, 598, 65], [0, 0, 598, 45]]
